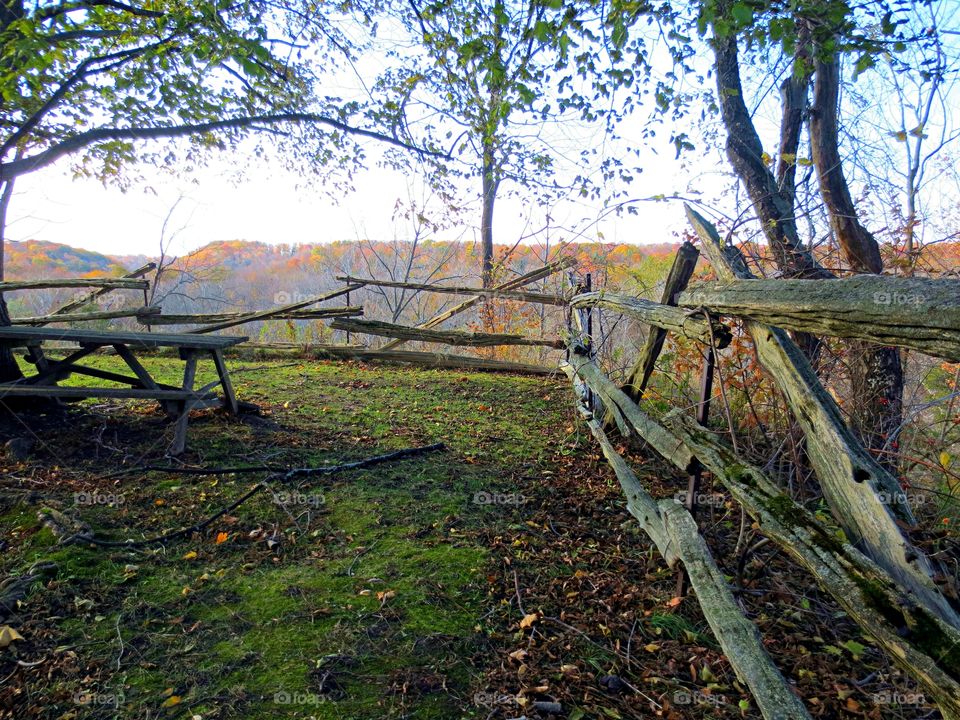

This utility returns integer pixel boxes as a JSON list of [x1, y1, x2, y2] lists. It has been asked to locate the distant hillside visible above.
[[5, 240, 128, 279]]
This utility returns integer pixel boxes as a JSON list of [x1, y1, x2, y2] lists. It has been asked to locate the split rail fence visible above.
[[1, 257, 577, 375], [563, 206, 960, 720]]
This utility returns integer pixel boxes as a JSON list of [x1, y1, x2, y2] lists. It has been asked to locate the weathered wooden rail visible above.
[[318, 257, 575, 372], [562, 207, 960, 720]]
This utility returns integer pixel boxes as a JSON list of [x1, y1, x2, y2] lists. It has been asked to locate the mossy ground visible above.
[[0, 356, 571, 719], [0, 355, 943, 720]]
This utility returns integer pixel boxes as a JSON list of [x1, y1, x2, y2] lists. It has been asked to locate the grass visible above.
[[0, 356, 572, 719], [1, 354, 944, 720]]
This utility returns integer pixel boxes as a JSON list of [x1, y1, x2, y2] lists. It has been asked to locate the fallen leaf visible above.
[[215, 532, 229, 545], [519, 612, 540, 630], [0, 626, 24, 648], [182, 551, 198, 560]]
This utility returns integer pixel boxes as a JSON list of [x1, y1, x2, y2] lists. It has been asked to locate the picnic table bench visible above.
[[0, 326, 247, 454]]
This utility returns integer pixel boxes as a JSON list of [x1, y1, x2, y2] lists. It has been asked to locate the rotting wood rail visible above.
[[562, 208, 960, 720], [320, 257, 576, 370]]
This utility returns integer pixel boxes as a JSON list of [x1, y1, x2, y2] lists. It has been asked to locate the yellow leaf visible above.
[[182, 551, 198, 561], [644, 643, 660, 652], [940, 451, 952, 469], [161, 695, 182, 708], [519, 612, 540, 630], [376, 590, 396, 603], [0, 625, 24, 648], [796, 157, 813, 166], [760, 151, 772, 165]]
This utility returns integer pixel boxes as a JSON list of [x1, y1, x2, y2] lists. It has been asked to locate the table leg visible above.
[[211, 349, 239, 414], [171, 353, 197, 455]]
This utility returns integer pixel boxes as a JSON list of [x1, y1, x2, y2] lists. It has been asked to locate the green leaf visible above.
[[731, 3, 753, 26], [842, 640, 867, 659]]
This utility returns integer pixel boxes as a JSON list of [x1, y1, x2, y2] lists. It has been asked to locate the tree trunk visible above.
[[711, 25, 829, 280], [808, 53, 903, 463], [710, 14, 827, 365], [480, 147, 499, 289], [0, 176, 23, 382]]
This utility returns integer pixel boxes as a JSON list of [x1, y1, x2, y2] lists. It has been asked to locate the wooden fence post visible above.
[[677, 345, 715, 597]]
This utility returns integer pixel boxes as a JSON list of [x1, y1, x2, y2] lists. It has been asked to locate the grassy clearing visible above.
[[0, 355, 941, 720], [0, 357, 571, 719]]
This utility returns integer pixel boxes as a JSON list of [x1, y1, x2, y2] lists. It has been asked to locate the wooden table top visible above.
[[0, 326, 247, 350]]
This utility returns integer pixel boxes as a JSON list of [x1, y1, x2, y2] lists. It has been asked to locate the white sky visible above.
[[4, 129, 708, 259]]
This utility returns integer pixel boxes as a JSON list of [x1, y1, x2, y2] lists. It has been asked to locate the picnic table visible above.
[[0, 326, 247, 454]]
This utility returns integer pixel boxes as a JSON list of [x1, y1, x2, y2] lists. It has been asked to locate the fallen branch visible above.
[[0, 562, 58, 623], [74, 443, 446, 548]]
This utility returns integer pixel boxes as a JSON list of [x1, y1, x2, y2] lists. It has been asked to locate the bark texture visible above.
[[570, 292, 731, 348], [809, 51, 903, 459], [679, 277, 960, 362], [565, 350, 960, 720], [686, 206, 959, 629]]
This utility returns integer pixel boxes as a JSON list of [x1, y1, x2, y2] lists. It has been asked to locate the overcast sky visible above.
[[4, 124, 718, 259]]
